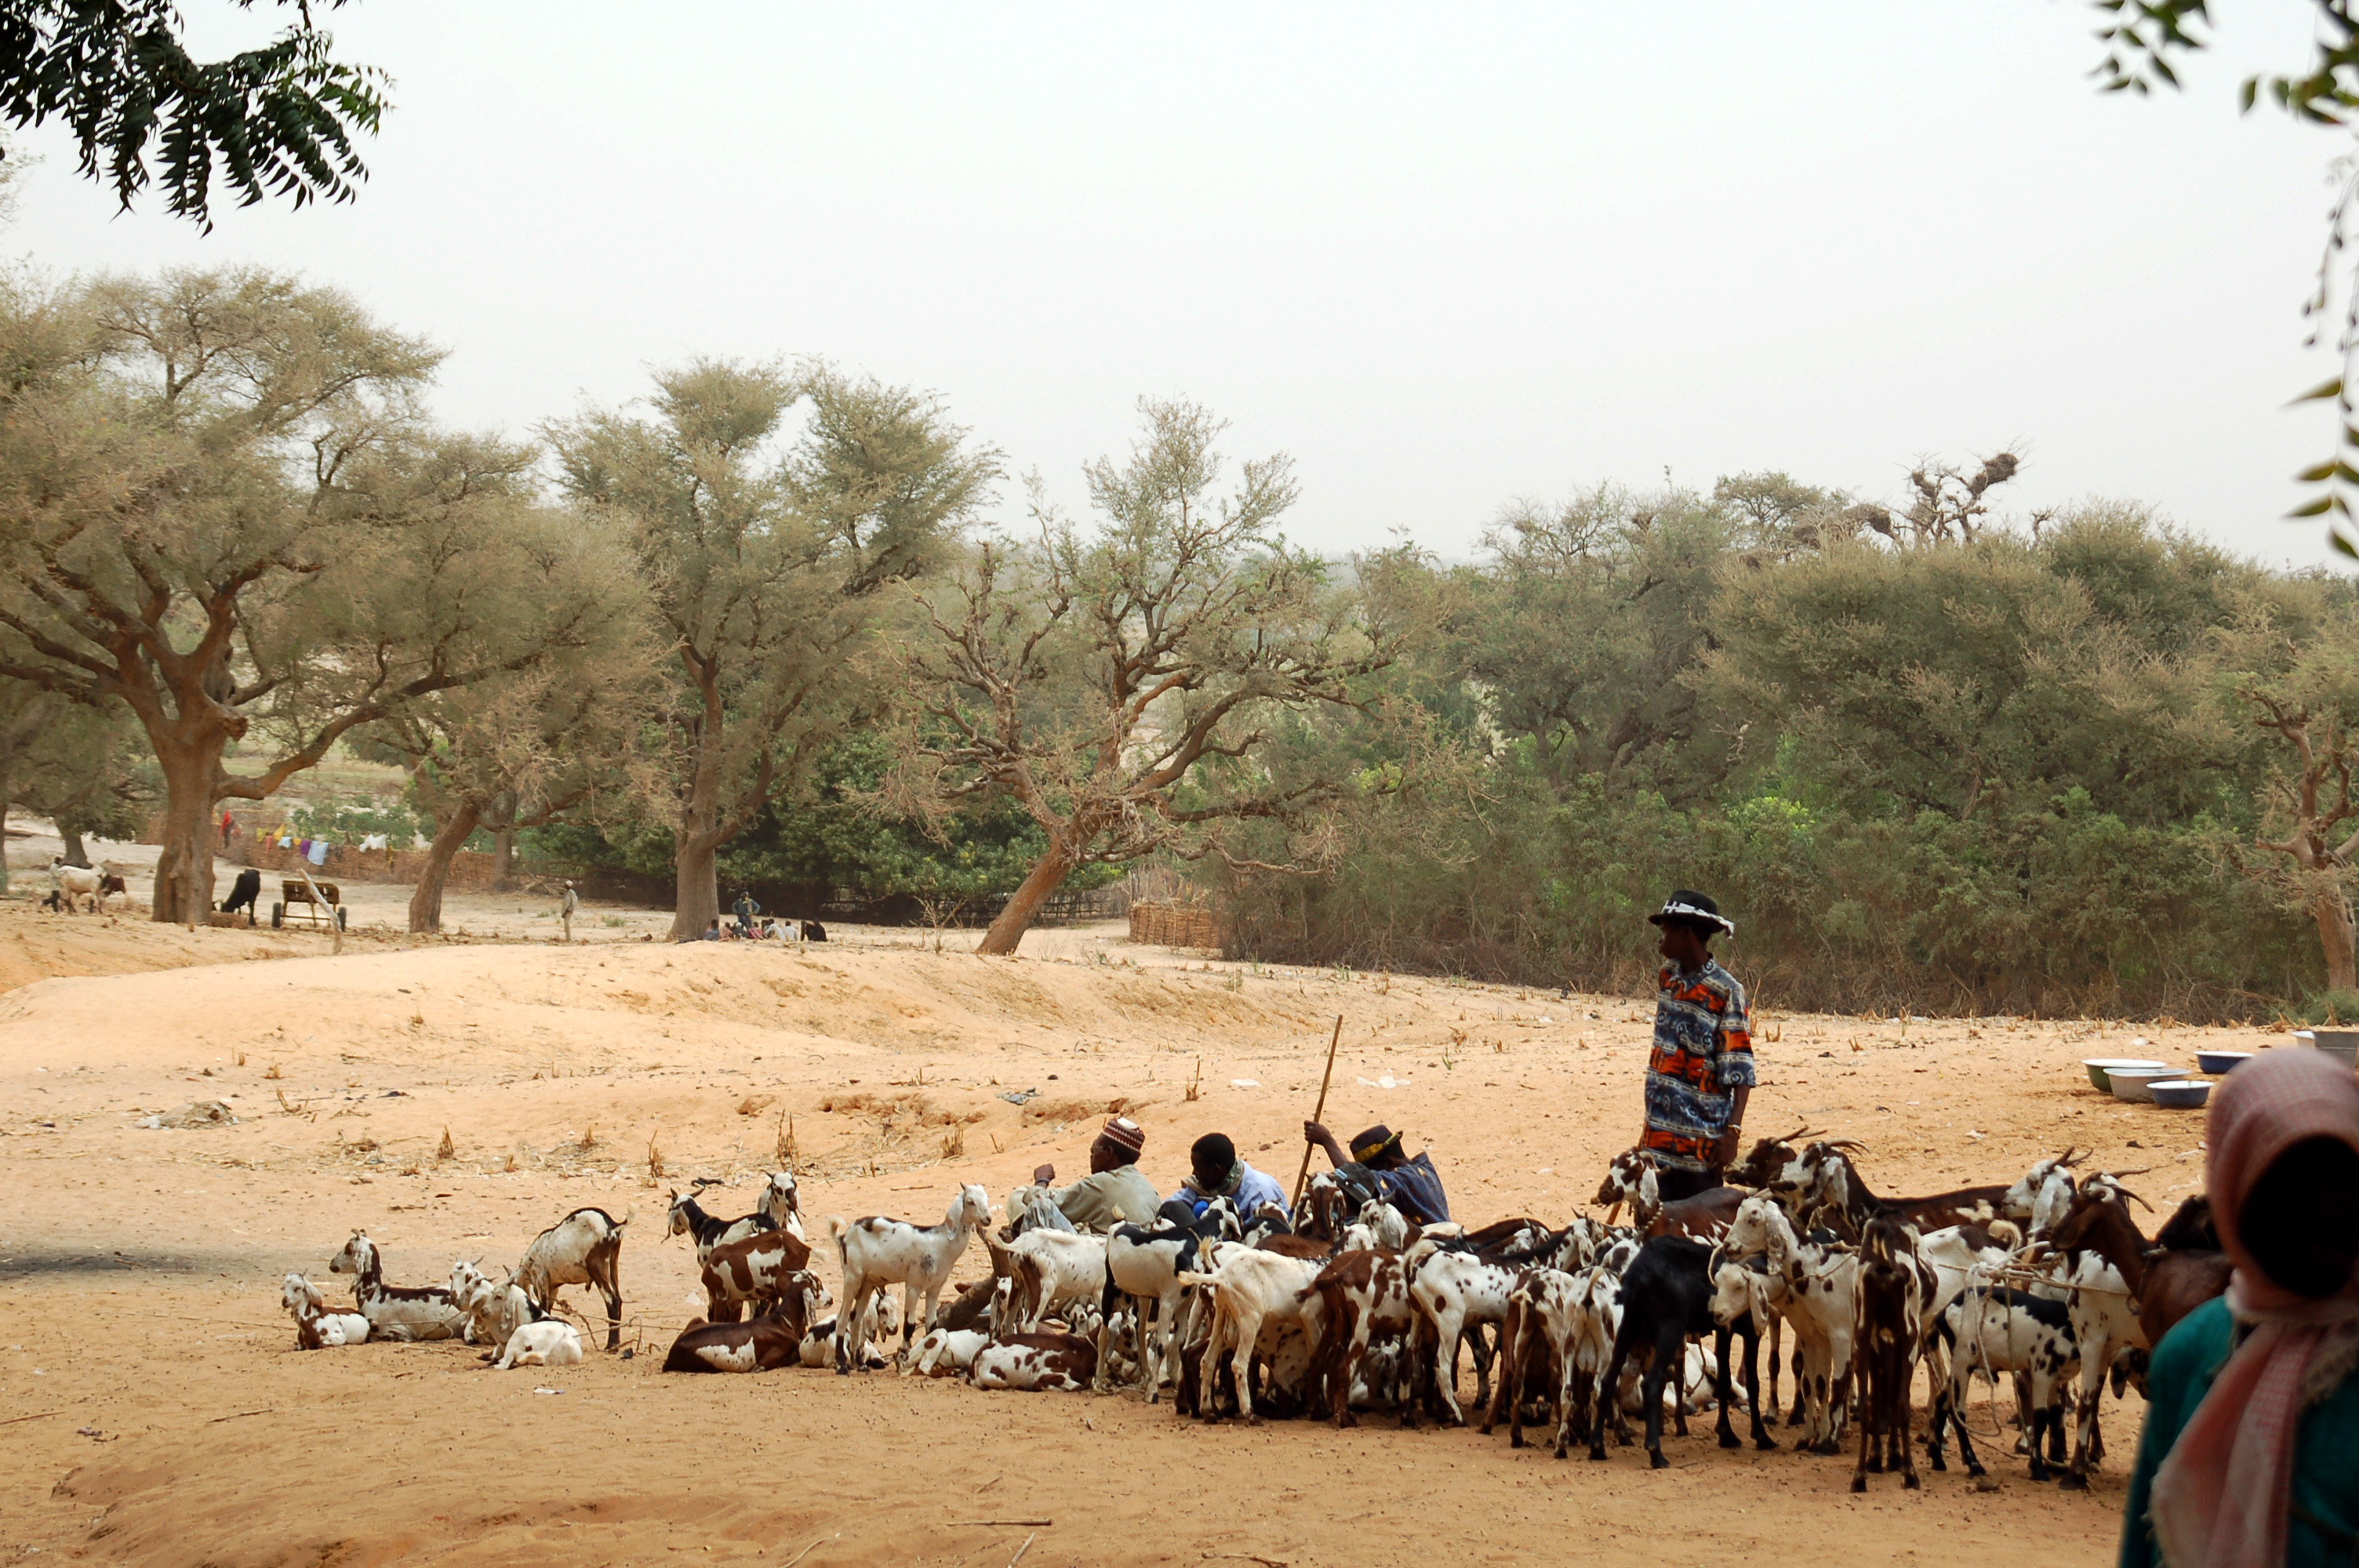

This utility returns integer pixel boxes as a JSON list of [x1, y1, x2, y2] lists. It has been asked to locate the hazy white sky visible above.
[[6, 3, 2347, 565]]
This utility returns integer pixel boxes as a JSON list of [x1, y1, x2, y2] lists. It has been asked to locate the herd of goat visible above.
[[278, 1129, 2226, 1494]]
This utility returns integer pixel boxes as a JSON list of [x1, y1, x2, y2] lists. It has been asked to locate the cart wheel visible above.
[[270, 901, 283, 928], [334, 906, 347, 931]]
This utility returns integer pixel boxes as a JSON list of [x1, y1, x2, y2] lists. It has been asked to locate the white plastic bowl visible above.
[[2107, 1065, 2181, 1103]]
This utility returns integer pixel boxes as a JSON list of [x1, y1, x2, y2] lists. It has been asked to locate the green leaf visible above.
[[2332, 528, 2359, 559], [2292, 377, 2346, 406], [2295, 460, 2340, 482], [2288, 494, 2336, 517]]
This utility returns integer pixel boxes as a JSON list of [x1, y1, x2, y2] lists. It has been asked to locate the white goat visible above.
[[46, 858, 99, 913], [982, 1225, 1108, 1331], [449, 1260, 543, 1349], [758, 1171, 807, 1244], [1409, 1247, 1521, 1425], [826, 1183, 992, 1372], [1177, 1248, 1328, 1425], [493, 1319, 583, 1370], [329, 1232, 464, 1341], [281, 1272, 370, 1348], [515, 1206, 629, 1350], [1716, 1196, 1857, 1453]]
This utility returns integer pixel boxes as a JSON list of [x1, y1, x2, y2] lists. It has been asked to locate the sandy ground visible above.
[[0, 893, 2274, 1567]]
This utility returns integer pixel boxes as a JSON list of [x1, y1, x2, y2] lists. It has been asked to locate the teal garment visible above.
[[2119, 1296, 2359, 1568]]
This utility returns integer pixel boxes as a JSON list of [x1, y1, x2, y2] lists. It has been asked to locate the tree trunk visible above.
[[976, 837, 1080, 956], [150, 740, 225, 924], [492, 790, 518, 888], [2314, 883, 2359, 996], [409, 799, 482, 934], [672, 834, 721, 942], [58, 827, 89, 868], [0, 799, 9, 895]]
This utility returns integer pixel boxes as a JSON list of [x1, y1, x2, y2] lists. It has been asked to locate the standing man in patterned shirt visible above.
[[1641, 890, 1754, 1200]]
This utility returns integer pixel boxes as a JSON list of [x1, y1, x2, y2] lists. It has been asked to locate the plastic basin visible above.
[[2146, 1080, 2212, 1110], [2194, 1051, 2252, 1075], [2107, 1066, 2180, 1103], [2084, 1058, 2168, 1092]]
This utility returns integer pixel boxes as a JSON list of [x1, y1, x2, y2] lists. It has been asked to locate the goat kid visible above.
[[493, 1319, 583, 1370], [281, 1272, 370, 1348]]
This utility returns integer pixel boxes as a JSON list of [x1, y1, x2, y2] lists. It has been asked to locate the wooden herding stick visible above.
[[1291, 1014, 1346, 1213]]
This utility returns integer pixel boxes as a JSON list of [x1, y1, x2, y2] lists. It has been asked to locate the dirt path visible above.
[[0, 916, 2263, 1566]]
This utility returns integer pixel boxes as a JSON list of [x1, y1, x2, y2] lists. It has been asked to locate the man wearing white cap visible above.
[[1020, 1116, 1160, 1231]]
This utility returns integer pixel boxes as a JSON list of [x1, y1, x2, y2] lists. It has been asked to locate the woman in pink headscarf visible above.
[[2119, 1047, 2359, 1568]]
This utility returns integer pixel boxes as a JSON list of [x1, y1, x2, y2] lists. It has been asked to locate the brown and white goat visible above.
[[663, 1276, 820, 1373], [281, 1272, 371, 1348], [1298, 1247, 1415, 1428], [969, 1327, 1098, 1392], [699, 1225, 813, 1323]]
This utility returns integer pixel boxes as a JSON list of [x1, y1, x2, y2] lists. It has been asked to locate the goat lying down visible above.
[[664, 1278, 823, 1374], [330, 1232, 465, 1341], [281, 1273, 370, 1349], [494, 1319, 583, 1370]]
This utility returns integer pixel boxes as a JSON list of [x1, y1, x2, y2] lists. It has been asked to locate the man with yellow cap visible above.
[[1017, 1116, 1160, 1232], [1302, 1121, 1451, 1224]]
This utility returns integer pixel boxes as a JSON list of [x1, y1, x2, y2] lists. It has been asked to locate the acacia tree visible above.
[[898, 397, 1408, 956], [0, 268, 611, 921], [2230, 617, 2359, 994], [366, 510, 656, 932], [550, 361, 995, 939]]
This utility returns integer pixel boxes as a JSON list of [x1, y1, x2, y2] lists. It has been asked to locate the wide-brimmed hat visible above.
[[1648, 889, 1734, 938], [1350, 1125, 1403, 1163]]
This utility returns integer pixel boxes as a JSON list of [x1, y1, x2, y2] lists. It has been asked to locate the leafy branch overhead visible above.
[[0, 0, 388, 230], [2087, 1, 2359, 550]]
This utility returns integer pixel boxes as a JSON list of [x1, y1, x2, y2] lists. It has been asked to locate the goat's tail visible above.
[[612, 1205, 635, 1234], [1176, 1271, 1221, 1289]]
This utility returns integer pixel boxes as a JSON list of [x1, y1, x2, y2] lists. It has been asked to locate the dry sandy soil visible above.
[[0, 887, 2275, 1568]]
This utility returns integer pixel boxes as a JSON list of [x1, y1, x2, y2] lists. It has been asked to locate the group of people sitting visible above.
[[1012, 1112, 1452, 1234], [685, 891, 825, 944]]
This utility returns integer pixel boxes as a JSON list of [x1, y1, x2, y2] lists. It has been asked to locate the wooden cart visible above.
[[271, 878, 346, 930]]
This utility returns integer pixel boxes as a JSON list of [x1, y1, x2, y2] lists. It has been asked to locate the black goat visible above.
[[1590, 1234, 1773, 1468], [220, 868, 263, 919]]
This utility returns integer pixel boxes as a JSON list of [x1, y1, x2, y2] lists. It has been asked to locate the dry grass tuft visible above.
[[438, 1125, 456, 1160], [263, 1062, 282, 1080], [646, 1131, 666, 1181]]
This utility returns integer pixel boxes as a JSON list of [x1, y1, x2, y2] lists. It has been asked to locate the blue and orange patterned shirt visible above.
[[1642, 958, 1755, 1172]]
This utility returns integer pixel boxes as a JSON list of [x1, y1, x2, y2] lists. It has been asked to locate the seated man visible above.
[[1303, 1121, 1450, 1224], [1168, 1132, 1289, 1222], [1018, 1116, 1161, 1232]]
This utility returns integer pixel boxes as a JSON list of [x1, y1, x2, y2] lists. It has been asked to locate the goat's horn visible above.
[[1822, 1138, 1870, 1153], [2058, 1146, 2083, 1167]]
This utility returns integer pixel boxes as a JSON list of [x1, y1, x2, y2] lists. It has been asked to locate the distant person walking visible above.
[[2118, 1047, 2359, 1568], [219, 809, 234, 850], [1639, 890, 1753, 1200], [559, 880, 579, 942], [732, 889, 759, 939]]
